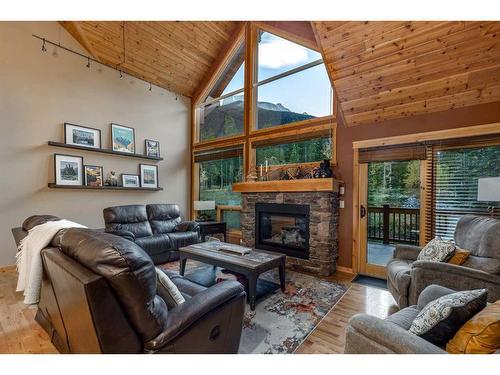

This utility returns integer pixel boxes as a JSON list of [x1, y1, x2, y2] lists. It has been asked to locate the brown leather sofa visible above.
[[12, 215, 246, 354], [103, 204, 199, 264]]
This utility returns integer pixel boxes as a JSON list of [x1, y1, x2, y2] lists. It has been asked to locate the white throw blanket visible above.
[[16, 219, 87, 305]]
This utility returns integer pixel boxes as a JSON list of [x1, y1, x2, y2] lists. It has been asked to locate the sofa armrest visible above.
[[409, 261, 500, 305], [345, 314, 446, 354], [393, 244, 422, 261], [174, 221, 199, 233], [105, 229, 135, 242], [144, 280, 245, 352], [411, 261, 500, 284]]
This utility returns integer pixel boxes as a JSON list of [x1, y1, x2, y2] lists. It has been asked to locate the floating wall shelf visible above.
[[48, 141, 163, 161], [48, 183, 163, 191]]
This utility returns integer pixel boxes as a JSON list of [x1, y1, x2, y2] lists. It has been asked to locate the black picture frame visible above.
[[121, 173, 140, 188], [139, 163, 159, 188], [64, 122, 102, 149], [84, 165, 104, 187], [145, 139, 160, 158], [111, 123, 136, 154], [54, 153, 84, 186]]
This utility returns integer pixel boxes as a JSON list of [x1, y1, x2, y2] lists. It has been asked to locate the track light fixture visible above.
[[149, 82, 152, 91], [119, 70, 123, 79], [86, 57, 91, 69], [41, 38, 47, 52]]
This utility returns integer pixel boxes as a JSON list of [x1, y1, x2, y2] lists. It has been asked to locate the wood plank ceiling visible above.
[[312, 21, 500, 126], [60, 21, 240, 97]]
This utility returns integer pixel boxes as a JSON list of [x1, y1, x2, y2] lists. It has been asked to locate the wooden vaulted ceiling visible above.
[[60, 21, 241, 96], [312, 21, 500, 126], [61, 21, 500, 126]]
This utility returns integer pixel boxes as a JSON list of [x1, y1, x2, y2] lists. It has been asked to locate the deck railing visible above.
[[368, 205, 420, 245]]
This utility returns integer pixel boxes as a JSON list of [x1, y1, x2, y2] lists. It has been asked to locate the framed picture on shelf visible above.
[[121, 174, 140, 188], [84, 165, 103, 187], [54, 154, 84, 186], [145, 139, 160, 158], [111, 123, 135, 154], [64, 123, 101, 149], [139, 164, 158, 188]]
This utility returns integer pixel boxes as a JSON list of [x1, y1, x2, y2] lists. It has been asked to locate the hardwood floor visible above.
[[0, 267, 57, 353], [0, 266, 394, 354]]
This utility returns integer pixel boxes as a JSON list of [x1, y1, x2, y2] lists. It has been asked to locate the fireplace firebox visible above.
[[255, 202, 310, 259]]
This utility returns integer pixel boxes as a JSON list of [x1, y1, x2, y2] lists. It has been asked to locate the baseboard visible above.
[[336, 265, 355, 275], [0, 265, 16, 272]]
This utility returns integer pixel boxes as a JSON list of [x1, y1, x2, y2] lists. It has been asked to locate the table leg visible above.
[[248, 275, 257, 311], [279, 262, 286, 292], [179, 257, 187, 276]]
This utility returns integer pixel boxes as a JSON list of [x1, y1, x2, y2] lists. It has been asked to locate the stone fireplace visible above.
[[241, 191, 339, 276]]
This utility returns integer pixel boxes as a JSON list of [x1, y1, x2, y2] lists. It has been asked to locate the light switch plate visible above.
[[339, 200, 345, 208], [339, 186, 345, 195]]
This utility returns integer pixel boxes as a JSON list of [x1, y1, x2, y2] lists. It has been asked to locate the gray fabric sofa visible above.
[[345, 285, 454, 354], [387, 215, 500, 308]]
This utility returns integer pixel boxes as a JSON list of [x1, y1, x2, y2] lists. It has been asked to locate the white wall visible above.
[[0, 22, 191, 266]]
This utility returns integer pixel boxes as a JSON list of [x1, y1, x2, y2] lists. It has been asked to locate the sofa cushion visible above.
[[135, 234, 172, 256], [417, 237, 456, 262], [447, 247, 470, 265], [462, 255, 500, 275], [446, 300, 500, 354], [146, 204, 182, 234], [52, 228, 168, 343], [454, 215, 500, 259], [409, 289, 488, 348], [387, 258, 412, 291], [103, 205, 153, 238], [156, 268, 185, 309], [161, 269, 207, 299], [385, 306, 420, 330], [167, 231, 199, 250]]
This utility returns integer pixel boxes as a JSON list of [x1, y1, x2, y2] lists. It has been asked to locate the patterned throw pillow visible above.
[[409, 289, 488, 347], [155, 268, 185, 309], [417, 237, 456, 262]]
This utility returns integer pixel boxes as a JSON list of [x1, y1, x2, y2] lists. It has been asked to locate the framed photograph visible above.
[[54, 154, 84, 186], [139, 164, 159, 188], [64, 123, 101, 149], [111, 123, 135, 154], [84, 165, 103, 187], [145, 139, 160, 158], [121, 174, 140, 188]]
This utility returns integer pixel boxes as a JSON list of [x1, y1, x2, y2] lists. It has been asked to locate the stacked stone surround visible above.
[[241, 191, 339, 276]]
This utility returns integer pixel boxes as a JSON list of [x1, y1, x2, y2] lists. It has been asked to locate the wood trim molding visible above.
[[336, 265, 355, 275], [192, 22, 247, 107], [0, 265, 16, 272], [352, 122, 500, 149]]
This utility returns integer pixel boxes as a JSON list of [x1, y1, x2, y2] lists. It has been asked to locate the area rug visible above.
[[160, 260, 348, 354]]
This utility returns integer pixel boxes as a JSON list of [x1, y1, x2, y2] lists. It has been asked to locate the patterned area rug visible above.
[[160, 260, 348, 354]]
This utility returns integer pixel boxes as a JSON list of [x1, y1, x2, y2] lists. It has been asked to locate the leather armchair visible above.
[[12, 216, 245, 354], [103, 204, 199, 264], [387, 215, 500, 308]]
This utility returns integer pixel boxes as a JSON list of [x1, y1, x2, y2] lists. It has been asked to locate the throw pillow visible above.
[[447, 247, 471, 265], [417, 237, 456, 262], [155, 268, 185, 309], [408, 289, 488, 347], [446, 301, 500, 354]]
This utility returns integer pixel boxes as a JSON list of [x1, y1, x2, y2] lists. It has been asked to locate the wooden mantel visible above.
[[232, 178, 342, 193]]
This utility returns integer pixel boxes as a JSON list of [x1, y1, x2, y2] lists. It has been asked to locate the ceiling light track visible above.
[[32, 34, 178, 97]]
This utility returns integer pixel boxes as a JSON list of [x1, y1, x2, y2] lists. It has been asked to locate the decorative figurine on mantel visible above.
[[105, 171, 119, 186], [313, 159, 334, 179]]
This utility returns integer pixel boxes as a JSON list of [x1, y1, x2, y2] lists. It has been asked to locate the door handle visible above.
[[360, 205, 367, 218]]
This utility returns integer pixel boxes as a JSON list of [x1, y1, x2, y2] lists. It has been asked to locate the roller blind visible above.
[[359, 144, 427, 163], [194, 146, 243, 163]]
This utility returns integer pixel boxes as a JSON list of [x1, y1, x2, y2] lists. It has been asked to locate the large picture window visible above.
[[255, 137, 332, 166], [255, 31, 332, 130], [197, 42, 245, 142]]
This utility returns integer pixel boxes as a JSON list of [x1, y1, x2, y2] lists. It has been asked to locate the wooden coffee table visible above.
[[179, 242, 286, 310]]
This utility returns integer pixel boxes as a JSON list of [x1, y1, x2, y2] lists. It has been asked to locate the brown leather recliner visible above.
[[12, 215, 246, 354]]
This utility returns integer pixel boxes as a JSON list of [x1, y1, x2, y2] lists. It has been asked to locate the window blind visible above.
[[431, 144, 500, 240]]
